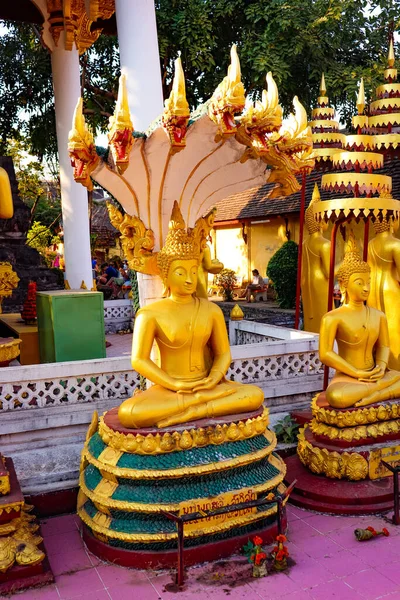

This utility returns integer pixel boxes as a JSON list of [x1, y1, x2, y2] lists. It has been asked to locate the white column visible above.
[[51, 35, 93, 290], [115, 0, 164, 131]]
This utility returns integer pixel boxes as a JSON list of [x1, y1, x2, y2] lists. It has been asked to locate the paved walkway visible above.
[[10, 506, 400, 599]]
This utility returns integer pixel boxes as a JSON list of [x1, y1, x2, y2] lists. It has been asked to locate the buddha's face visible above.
[[167, 259, 198, 297], [347, 272, 370, 303]]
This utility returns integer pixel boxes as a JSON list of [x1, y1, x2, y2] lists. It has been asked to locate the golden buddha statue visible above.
[[301, 184, 330, 333], [319, 231, 400, 409], [118, 202, 264, 428], [367, 215, 400, 370]]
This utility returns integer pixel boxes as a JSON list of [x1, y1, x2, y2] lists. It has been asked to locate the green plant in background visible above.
[[274, 415, 300, 444], [267, 241, 298, 309], [215, 268, 237, 301]]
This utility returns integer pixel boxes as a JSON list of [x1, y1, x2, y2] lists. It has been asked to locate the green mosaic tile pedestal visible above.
[[78, 406, 287, 568]]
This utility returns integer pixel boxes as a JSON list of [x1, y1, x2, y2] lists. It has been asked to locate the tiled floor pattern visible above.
[[8, 507, 400, 599]]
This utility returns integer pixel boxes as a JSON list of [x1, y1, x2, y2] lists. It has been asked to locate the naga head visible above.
[[108, 74, 134, 174], [208, 45, 246, 139], [162, 56, 190, 153], [237, 72, 283, 155], [68, 98, 99, 191]]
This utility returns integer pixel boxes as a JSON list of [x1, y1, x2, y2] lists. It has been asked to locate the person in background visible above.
[[245, 269, 264, 302]]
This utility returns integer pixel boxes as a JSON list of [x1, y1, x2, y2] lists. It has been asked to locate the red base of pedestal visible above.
[[0, 553, 54, 596], [82, 515, 287, 570], [285, 455, 394, 515]]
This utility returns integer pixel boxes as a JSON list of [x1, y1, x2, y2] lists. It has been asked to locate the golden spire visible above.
[[388, 38, 395, 68], [115, 74, 133, 130], [356, 78, 365, 115], [164, 56, 190, 117], [337, 230, 370, 291], [70, 98, 94, 148], [320, 73, 327, 96], [312, 182, 321, 202]]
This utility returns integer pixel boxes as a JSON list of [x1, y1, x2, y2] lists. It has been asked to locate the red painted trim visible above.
[[82, 516, 287, 569]]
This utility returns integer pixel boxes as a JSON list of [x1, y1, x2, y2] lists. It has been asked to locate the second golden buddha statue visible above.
[[320, 231, 400, 409], [301, 184, 331, 333], [118, 202, 264, 429]]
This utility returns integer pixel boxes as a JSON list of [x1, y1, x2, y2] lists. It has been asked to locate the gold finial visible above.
[[356, 78, 365, 115], [320, 73, 327, 96], [228, 44, 241, 87], [336, 230, 370, 292], [69, 98, 95, 150], [230, 304, 244, 321], [305, 184, 321, 234], [164, 56, 190, 117], [388, 38, 395, 68]]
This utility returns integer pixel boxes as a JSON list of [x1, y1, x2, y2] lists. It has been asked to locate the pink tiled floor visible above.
[[9, 507, 400, 599]]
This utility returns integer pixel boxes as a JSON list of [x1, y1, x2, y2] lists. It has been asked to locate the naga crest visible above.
[[68, 98, 100, 191], [162, 56, 190, 153], [208, 45, 246, 140], [108, 74, 134, 174]]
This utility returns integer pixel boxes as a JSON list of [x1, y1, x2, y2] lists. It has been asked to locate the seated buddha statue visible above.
[[118, 202, 264, 429], [319, 230, 400, 409]]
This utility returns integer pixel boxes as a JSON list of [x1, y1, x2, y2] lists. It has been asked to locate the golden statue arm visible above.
[[375, 313, 390, 370], [202, 246, 224, 275], [320, 242, 331, 280]]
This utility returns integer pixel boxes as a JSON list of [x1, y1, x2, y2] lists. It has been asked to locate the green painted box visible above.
[[37, 290, 106, 363]]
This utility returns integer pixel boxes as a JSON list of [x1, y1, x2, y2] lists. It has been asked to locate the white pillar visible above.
[[115, 0, 164, 131], [51, 35, 93, 290]]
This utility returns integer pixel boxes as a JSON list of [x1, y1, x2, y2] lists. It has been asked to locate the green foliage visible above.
[[274, 415, 300, 444], [215, 268, 237, 301], [267, 241, 298, 309], [26, 221, 61, 255]]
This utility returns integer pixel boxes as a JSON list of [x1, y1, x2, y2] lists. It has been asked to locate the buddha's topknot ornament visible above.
[[337, 231, 370, 294], [305, 184, 322, 234]]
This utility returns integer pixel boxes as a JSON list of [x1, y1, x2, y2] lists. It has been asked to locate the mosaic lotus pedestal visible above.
[[286, 393, 400, 514], [78, 407, 287, 568]]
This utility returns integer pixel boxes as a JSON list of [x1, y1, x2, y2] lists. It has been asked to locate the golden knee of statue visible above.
[[320, 231, 400, 410], [118, 202, 264, 429]]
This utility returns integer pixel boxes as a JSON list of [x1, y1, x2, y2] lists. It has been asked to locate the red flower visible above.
[[253, 536, 263, 546], [250, 554, 255, 563], [276, 550, 285, 561], [366, 526, 377, 536], [276, 534, 287, 543], [382, 528, 390, 537], [272, 545, 279, 553], [255, 552, 266, 565]]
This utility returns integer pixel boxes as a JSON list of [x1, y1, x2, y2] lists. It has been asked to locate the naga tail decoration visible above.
[[68, 98, 100, 191], [108, 74, 134, 174], [162, 56, 190, 153]]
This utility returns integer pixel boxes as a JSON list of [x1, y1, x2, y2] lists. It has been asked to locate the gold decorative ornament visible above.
[[0, 263, 19, 313], [230, 304, 244, 321], [108, 74, 134, 174], [162, 56, 190, 153], [311, 395, 400, 428], [0, 338, 21, 365], [98, 409, 270, 455], [297, 427, 368, 481], [0, 168, 14, 220], [106, 203, 158, 275], [68, 98, 100, 191], [208, 44, 246, 139], [310, 418, 400, 443]]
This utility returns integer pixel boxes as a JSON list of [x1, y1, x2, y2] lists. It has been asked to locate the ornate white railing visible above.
[[0, 357, 138, 412], [103, 299, 133, 333]]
